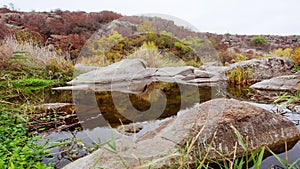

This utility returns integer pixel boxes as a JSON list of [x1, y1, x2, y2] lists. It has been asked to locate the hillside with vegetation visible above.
[[1, 8, 300, 65], [0, 8, 299, 169]]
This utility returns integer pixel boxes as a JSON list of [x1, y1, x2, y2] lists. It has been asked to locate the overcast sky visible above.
[[1, 0, 299, 35]]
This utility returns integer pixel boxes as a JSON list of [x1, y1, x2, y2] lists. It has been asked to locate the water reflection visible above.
[[73, 81, 225, 129], [42, 81, 300, 168]]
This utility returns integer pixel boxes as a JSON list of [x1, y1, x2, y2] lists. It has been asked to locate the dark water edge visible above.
[[37, 83, 300, 169]]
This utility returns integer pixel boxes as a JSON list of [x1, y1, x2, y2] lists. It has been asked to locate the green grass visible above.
[[0, 74, 62, 102], [0, 107, 52, 169], [10, 78, 57, 88], [274, 90, 300, 106], [0, 75, 60, 168], [0, 38, 74, 168]]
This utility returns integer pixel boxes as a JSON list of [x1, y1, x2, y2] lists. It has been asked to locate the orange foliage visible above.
[[292, 48, 300, 64]]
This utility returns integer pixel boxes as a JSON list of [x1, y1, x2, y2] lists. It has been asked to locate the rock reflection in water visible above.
[[73, 81, 225, 129]]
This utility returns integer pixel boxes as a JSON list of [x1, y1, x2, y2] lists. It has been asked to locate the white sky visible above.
[[0, 0, 299, 35]]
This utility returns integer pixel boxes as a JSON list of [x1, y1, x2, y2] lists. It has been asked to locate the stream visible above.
[[36, 82, 300, 169]]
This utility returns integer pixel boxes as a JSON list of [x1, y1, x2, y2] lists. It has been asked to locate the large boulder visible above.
[[228, 57, 294, 80], [63, 98, 300, 169], [200, 57, 295, 81], [250, 75, 300, 92], [66, 59, 226, 89], [69, 59, 155, 84]]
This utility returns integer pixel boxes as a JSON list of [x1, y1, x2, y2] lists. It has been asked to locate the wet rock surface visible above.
[[63, 98, 300, 169]]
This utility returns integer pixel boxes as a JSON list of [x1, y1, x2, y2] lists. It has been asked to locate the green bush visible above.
[[174, 41, 190, 53], [251, 36, 267, 44]]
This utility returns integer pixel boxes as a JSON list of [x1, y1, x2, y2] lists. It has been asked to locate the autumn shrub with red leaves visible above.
[[0, 23, 10, 39], [5, 10, 122, 59]]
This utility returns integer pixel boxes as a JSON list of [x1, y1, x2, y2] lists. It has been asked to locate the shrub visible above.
[[127, 41, 186, 68], [0, 37, 73, 81], [174, 41, 190, 53], [54, 34, 86, 59], [137, 19, 155, 33], [14, 29, 44, 45], [218, 50, 237, 64], [271, 47, 300, 65], [80, 32, 202, 67], [226, 66, 254, 85], [292, 48, 300, 64], [79, 31, 125, 66], [251, 36, 267, 44], [235, 53, 248, 62], [21, 14, 46, 33], [271, 48, 293, 58]]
